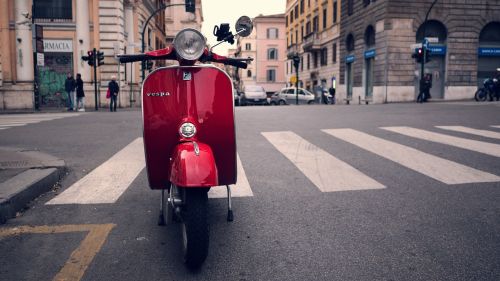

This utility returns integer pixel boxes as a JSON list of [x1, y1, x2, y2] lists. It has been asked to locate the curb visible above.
[[0, 167, 65, 224]]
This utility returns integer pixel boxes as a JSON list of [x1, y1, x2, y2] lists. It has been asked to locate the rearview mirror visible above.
[[235, 16, 253, 37]]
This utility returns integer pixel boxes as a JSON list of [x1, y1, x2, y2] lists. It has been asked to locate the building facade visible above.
[[0, 0, 202, 110], [235, 14, 286, 95], [285, 0, 341, 96], [338, 0, 500, 104]]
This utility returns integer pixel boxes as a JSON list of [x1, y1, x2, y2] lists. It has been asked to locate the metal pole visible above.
[[419, 0, 438, 97], [295, 58, 299, 105], [141, 3, 185, 81], [31, 5, 39, 111], [93, 48, 98, 111]]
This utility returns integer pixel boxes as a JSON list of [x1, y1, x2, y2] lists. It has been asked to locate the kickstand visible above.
[[226, 185, 234, 222]]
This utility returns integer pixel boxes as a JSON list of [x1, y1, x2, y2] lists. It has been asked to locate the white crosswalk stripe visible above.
[[0, 113, 80, 130], [208, 154, 253, 198], [491, 125, 500, 129], [323, 128, 500, 184], [47, 138, 253, 204], [47, 138, 146, 205], [382, 126, 500, 157], [262, 131, 385, 192], [436, 126, 500, 140]]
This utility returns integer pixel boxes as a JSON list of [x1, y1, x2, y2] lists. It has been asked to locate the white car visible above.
[[240, 85, 268, 106], [272, 87, 316, 105]]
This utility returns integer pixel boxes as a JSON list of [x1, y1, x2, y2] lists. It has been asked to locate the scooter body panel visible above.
[[142, 65, 236, 189], [169, 142, 218, 187]]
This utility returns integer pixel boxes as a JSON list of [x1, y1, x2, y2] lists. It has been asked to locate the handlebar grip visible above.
[[224, 59, 248, 69], [118, 54, 149, 63]]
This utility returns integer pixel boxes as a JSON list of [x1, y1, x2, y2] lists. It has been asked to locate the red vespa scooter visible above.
[[119, 17, 253, 268]]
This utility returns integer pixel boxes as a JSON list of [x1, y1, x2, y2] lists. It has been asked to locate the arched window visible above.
[[346, 33, 355, 52], [268, 48, 278, 60], [479, 22, 500, 45], [416, 20, 447, 43], [364, 25, 375, 48], [247, 70, 252, 77]]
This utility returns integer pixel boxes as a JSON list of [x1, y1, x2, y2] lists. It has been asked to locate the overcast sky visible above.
[[201, 0, 286, 56]]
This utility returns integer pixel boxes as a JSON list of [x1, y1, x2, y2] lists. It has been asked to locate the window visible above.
[[348, 0, 354, 16], [301, 26, 304, 40], [268, 48, 278, 60], [323, 9, 327, 29], [245, 43, 251, 50], [364, 25, 376, 48], [333, 1, 338, 23], [294, 5, 298, 19], [34, 0, 72, 19], [332, 43, 337, 63], [247, 70, 252, 77], [363, 0, 371, 7], [295, 30, 298, 44], [313, 16, 319, 32], [346, 34, 355, 52], [301, 56, 304, 71], [267, 69, 276, 82], [306, 22, 311, 35], [320, 48, 328, 66], [286, 15, 288, 27], [290, 11, 294, 23], [307, 54, 310, 69], [300, 0, 304, 14], [267, 28, 279, 39], [313, 51, 318, 68]]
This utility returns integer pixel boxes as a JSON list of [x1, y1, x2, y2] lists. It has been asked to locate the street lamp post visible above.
[[419, 0, 438, 97]]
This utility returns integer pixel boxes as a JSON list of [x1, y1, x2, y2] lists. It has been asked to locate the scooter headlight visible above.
[[179, 122, 197, 138], [173, 28, 206, 61]]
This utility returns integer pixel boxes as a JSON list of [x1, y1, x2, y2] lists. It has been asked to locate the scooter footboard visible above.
[[169, 142, 218, 187]]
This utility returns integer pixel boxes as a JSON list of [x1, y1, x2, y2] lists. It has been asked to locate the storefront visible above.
[[39, 39, 73, 108]]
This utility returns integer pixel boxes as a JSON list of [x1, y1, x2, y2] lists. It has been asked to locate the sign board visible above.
[[364, 49, 376, 59], [290, 76, 297, 84], [425, 37, 439, 43], [411, 43, 422, 50], [428, 45, 446, 55], [345, 55, 355, 63], [43, 40, 73, 53], [478, 48, 500, 57], [36, 53, 45, 67]]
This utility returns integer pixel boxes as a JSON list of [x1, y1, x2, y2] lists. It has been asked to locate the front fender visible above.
[[169, 142, 218, 187]]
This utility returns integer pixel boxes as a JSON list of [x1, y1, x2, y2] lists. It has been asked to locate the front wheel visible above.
[[180, 188, 209, 269], [474, 88, 487, 102]]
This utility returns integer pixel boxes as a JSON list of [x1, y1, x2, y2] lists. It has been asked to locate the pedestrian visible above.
[[108, 75, 119, 112], [321, 88, 329, 104], [75, 73, 85, 112], [64, 73, 76, 111], [423, 73, 432, 102], [329, 86, 336, 104]]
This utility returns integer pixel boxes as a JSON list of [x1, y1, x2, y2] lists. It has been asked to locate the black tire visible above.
[[180, 188, 209, 269], [307, 100, 315, 104], [278, 100, 286, 105], [475, 88, 487, 102]]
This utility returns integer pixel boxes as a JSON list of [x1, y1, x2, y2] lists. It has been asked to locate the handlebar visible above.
[[118, 53, 150, 63]]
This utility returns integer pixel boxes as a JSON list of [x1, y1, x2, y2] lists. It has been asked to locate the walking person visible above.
[[329, 86, 336, 104], [64, 73, 76, 111], [75, 73, 85, 111], [108, 76, 119, 112]]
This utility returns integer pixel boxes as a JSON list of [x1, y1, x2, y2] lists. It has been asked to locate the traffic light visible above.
[[82, 50, 95, 66], [412, 47, 431, 63], [185, 0, 195, 13], [292, 55, 300, 69], [97, 50, 104, 66], [412, 48, 424, 63]]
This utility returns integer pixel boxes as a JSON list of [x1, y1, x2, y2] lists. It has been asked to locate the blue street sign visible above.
[[364, 49, 376, 59], [478, 48, 500, 57], [345, 55, 355, 63], [415, 45, 446, 56], [422, 38, 429, 49]]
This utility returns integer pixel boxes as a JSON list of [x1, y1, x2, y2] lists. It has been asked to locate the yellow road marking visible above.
[[0, 224, 116, 281]]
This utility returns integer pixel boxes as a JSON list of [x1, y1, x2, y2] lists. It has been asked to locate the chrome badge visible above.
[[146, 92, 170, 97], [183, 71, 192, 81]]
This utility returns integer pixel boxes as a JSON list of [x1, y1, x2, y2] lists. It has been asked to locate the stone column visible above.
[[76, 0, 91, 82], [125, 3, 135, 84], [14, 0, 33, 82]]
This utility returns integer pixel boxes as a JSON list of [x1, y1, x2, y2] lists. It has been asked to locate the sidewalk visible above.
[[0, 147, 65, 224]]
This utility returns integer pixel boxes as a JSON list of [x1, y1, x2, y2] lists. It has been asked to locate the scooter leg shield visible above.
[[169, 142, 218, 188]]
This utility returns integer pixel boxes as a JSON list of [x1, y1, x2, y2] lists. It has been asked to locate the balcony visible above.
[[302, 32, 321, 52], [287, 44, 299, 59]]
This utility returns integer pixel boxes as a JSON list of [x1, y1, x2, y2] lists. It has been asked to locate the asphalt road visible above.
[[0, 101, 499, 281]]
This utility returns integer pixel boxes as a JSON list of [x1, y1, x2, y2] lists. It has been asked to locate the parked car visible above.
[[269, 91, 281, 105], [272, 87, 316, 105], [240, 85, 268, 106]]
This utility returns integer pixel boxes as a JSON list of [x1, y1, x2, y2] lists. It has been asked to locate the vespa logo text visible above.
[[146, 92, 171, 97]]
